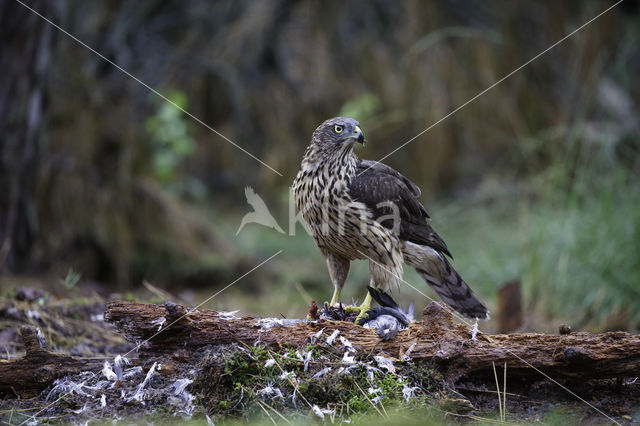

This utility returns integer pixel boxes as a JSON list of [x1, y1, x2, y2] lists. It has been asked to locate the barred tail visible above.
[[402, 242, 489, 320]]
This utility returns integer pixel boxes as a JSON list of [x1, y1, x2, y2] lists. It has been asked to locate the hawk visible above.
[[292, 117, 489, 321]]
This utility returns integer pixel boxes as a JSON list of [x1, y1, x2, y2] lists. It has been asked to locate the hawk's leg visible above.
[[351, 254, 403, 323], [325, 252, 350, 306], [329, 287, 341, 306]]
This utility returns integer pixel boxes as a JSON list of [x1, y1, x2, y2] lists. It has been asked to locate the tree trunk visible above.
[[104, 300, 640, 381], [0, 327, 104, 397], [3, 300, 639, 396]]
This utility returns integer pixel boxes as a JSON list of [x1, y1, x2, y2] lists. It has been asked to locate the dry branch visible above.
[[105, 300, 640, 381], [0, 326, 104, 397]]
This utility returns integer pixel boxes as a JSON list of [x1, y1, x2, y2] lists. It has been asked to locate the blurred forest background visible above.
[[1, 0, 639, 333]]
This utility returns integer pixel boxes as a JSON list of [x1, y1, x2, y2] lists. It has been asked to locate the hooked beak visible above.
[[353, 126, 366, 145]]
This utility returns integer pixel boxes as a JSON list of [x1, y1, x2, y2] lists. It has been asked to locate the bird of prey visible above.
[[292, 117, 489, 321]]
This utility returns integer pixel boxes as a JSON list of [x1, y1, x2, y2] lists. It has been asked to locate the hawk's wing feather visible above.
[[348, 160, 452, 258]]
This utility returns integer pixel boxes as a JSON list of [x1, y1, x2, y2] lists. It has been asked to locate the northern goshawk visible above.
[[292, 117, 489, 321]]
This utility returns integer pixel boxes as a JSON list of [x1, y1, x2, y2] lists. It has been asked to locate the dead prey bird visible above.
[[293, 117, 489, 322], [315, 287, 412, 340], [359, 286, 414, 340]]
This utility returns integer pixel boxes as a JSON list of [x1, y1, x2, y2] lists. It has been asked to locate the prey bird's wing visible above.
[[348, 159, 452, 258]]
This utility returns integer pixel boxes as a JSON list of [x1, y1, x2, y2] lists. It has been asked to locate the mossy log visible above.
[[105, 300, 640, 381], [0, 326, 104, 397]]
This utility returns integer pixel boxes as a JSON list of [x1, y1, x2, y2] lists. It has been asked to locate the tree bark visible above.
[[105, 300, 640, 381], [0, 327, 104, 397], [3, 300, 639, 396]]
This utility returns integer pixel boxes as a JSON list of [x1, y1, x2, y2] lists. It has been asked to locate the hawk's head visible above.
[[311, 117, 365, 154]]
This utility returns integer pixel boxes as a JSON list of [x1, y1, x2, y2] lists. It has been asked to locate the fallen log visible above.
[[105, 300, 640, 381], [0, 326, 105, 397]]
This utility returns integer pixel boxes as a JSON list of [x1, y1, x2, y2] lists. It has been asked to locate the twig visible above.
[[257, 399, 292, 425], [353, 381, 386, 419], [492, 362, 503, 422], [255, 399, 277, 425], [503, 362, 507, 421]]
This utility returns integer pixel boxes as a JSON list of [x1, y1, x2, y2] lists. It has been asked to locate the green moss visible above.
[[198, 346, 443, 421]]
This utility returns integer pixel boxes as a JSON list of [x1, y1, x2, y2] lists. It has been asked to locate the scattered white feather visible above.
[[339, 336, 355, 352], [371, 395, 383, 405], [257, 384, 283, 399], [70, 381, 90, 397], [122, 366, 143, 379], [27, 310, 40, 320], [310, 327, 325, 344], [471, 319, 479, 341], [303, 351, 313, 372], [326, 329, 340, 345], [72, 403, 89, 414], [113, 355, 130, 380], [171, 378, 193, 395], [291, 387, 298, 409], [46, 378, 89, 400], [206, 414, 215, 426], [374, 355, 396, 374], [78, 379, 103, 393], [342, 352, 356, 364], [402, 384, 420, 402], [264, 358, 276, 368], [312, 404, 325, 420], [238, 345, 255, 359], [100, 394, 106, 408], [365, 365, 381, 381], [312, 405, 334, 420], [255, 318, 284, 330], [102, 361, 117, 381], [218, 310, 240, 320], [128, 362, 157, 404], [90, 313, 104, 322], [368, 387, 382, 395], [171, 378, 195, 415], [150, 316, 166, 331], [312, 367, 331, 378], [401, 342, 417, 361], [279, 371, 296, 380], [35, 328, 47, 348]]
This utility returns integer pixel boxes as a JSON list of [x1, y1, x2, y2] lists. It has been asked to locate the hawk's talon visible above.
[[355, 309, 371, 325], [343, 305, 362, 314], [353, 291, 373, 325]]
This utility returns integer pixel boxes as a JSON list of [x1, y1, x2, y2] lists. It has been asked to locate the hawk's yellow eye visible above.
[[334, 125, 344, 134]]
